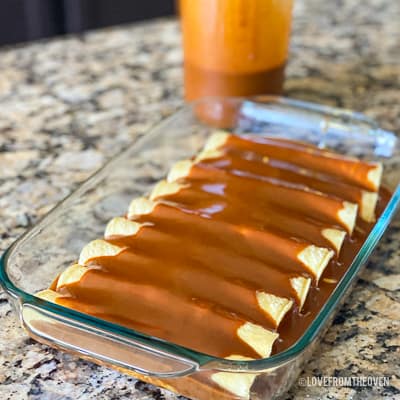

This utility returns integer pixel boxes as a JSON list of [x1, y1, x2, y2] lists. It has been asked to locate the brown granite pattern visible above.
[[0, 0, 399, 398]]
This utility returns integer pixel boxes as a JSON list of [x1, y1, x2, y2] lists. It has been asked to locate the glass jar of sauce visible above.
[[180, 0, 294, 101]]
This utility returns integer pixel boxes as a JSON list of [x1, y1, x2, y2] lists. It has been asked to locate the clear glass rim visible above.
[[1, 96, 399, 373]]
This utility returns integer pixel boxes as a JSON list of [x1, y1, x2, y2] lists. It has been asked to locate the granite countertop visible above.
[[0, 0, 399, 399]]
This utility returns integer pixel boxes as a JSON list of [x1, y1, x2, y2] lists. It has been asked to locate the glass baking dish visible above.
[[1, 97, 400, 400]]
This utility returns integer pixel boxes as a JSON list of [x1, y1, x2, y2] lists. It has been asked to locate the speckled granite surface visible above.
[[0, 0, 399, 399]]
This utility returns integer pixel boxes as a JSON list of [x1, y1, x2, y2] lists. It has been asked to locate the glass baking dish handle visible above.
[[237, 97, 397, 158], [21, 303, 199, 378]]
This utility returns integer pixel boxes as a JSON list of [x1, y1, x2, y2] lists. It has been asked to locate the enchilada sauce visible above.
[[54, 136, 390, 359]]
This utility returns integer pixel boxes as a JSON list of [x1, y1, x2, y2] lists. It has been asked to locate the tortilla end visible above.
[[237, 322, 278, 358], [211, 371, 256, 399], [195, 148, 224, 162], [128, 197, 156, 218], [338, 201, 358, 235], [57, 264, 88, 288], [167, 160, 193, 183], [35, 289, 59, 303], [297, 245, 334, 281], [204, 131, 229, 151], [256, 292, 293, 328], [290, 276, 312, 310], [150, 180, 183, 201], [321, 228, 346, 253], [367, 162, 383, 191], [79, 239, 124, 265], [360, 191, 378, 223], [105, 217, 141, 238]]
